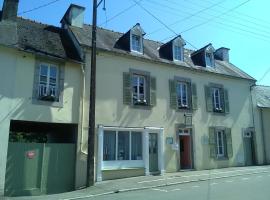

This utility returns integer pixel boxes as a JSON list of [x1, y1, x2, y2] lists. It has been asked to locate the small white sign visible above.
[[171, 143, 179, 151]]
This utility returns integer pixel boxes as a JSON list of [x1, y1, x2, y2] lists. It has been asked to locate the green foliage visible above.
[[9, 132, 47, 143]]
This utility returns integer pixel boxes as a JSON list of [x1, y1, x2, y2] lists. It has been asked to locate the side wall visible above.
[[0, 46, 82, 195], [262, 109, 270, 163], [94, 52, 255, 173]]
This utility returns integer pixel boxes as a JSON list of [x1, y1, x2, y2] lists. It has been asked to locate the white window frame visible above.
[[216, 130, 225, 158], [179, 128, 190, 136], [205, 52, 214, 67], [103, 130, 143, 162], [131, 34, 143, 53], [213, 87, 222, 111], [176, 81, 188, 108], [132, 74, 147, 104], [38, 63, 59, 100], [173, 44, 183, 61]]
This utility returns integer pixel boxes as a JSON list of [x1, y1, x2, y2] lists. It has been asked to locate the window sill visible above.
[[131, 104, 152, 110], [214, 156, 229, 161], [32, 98, 63, 108]]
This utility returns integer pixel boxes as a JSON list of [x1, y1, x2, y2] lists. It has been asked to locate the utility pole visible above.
[[87, 0, 98, 187]]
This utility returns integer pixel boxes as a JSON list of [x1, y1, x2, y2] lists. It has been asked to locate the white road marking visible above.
[[210, 182, 218, 185], [152, 188, 168, 192], [192, 185, 200, 188], [225, 180, 233, 183], [242, 177, 250, 180], [171, 188, 182, 191]]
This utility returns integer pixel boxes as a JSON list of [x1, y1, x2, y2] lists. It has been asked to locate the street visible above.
[[81, 172, 270, 200]]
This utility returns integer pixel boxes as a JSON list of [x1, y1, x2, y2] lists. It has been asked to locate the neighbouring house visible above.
[[252, 85, 270, 164], [62, 4, 264, 182], [0, 0, 89, 197]]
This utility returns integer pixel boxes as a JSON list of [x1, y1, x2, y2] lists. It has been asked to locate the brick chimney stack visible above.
[[1, 0, 19, 21]]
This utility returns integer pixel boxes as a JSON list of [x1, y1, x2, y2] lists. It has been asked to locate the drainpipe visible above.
[[260, 108, 267, 164], [80, 62, 87, 154]]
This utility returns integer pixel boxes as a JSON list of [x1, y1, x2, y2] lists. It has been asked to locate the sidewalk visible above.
[[4, 165, 270, 200]]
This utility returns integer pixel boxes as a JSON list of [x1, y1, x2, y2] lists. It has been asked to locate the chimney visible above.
[[1, 0, 19, 21], [61, 4, 85, 28], [214, 47, 230, 62]]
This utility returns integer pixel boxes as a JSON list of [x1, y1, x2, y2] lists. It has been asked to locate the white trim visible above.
[[213, 87, 222, 110], [130, 33, 143, 54], [103, 160, 144, 170], [216, 130, 225, 157], [176, 81, 188, 108], [173, 44, 184, 61]]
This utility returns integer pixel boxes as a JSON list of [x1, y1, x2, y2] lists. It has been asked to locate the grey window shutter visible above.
[[225, 128, 233, 158], [169, 79, 177, 109], [224, 89, 229, 113], [209, 127, 216, 158], [123, 72, 132, 105], [33, 63, 40, 99], [205, 85, 213, 112], [220, 88, 225, 113], [150, 76, 157, 106], [191, 83, 198, 110], [58, 65, 65, 103]]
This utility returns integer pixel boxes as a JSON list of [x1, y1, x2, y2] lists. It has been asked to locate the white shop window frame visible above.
[[97, 126, 165, 182]]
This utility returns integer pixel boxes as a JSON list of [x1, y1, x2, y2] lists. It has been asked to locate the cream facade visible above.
[[0, 45, 86, 195], [90, 50, 257, 180]]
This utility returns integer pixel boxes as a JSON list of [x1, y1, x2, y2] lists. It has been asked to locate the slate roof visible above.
[[253, 85, 270, 108], [0, 16, 82, 62], [70, 24, 255, 81]]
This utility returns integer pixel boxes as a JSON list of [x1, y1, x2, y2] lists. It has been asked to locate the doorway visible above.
[[179, 129, 193, 170], [149, 133, 159, 173], [243, 130, 255, 166]]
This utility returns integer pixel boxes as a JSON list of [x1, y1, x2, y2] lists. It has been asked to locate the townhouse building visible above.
[[62, 5, 264, 182], [0, 1, 268, 197]]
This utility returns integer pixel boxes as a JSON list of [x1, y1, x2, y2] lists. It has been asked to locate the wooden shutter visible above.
[[224, 89, 229, 114], [209, 127, 216, 158], [169, 79, 177, 109], [225, 128, 233, 158], [220, 88, 225, 113], [33, 62, 40, 99], [58, 65, 65, 103], [205, 85, 213, 112], [123, 72, 132, 105], [149, 76, 157, 106], [191, 83, 198, 110]]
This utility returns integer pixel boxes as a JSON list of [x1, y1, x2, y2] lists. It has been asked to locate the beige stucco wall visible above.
[[94, 51, 256, 175], [0, 46, 83, 195]]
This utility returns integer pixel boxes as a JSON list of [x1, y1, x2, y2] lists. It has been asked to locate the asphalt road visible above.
[[83, 172, 270, 200]]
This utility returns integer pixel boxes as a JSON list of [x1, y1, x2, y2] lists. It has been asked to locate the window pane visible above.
[[50, 66, 57, 78], [131, 132, 142, 160], [40, 65, 48, 76], [103, 131, 116, 161], [132, 35, 141, 52], [205, 53, 212, 67], [174, 45, 182, 60], [118, 131, 130, 160]]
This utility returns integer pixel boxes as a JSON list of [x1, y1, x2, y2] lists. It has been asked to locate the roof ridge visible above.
[[17, 16, 61, 29]]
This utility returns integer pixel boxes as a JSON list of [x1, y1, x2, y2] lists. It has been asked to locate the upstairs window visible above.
[[131, 34, 142, 53], [132, 74, 146, 105], [205, 52, 214, 67], [176, 82, 188, 108], [123, 70, 156, 107], [173, 45, 183, 61], [216, 130, 225, 157], [205, 84, 229, 114], [212, 87, 222, 111], [38, 63, 59, 102]]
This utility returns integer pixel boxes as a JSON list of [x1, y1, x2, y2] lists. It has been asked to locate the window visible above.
[[216, 130, 225, 158], [132, 74, 146, 105], [103, 131, 142, 161], [205, 52, 214, 67], [38, 63, 58, 101], [212, 88, 222, 111], [209, 127, 233, 159], [176, 82, 188, 108], [173, 45, 183, 61], [131, 34, 142, 53]]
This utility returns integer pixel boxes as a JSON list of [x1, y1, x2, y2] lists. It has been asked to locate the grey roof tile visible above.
[[253, 85, 270, 108], [70, 24, 255, 81]]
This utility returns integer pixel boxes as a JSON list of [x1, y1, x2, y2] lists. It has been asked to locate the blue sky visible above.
[[1, 0, 270, 85]]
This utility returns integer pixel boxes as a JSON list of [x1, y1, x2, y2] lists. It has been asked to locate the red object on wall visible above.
[[180, 136, 191, 169], [26, 151, 35, 159]]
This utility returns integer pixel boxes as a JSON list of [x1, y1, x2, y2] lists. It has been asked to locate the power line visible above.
[[132, 0, 197, 49], [99, 0, 143, 26], [147, 0, 227, 36], [258, 68, 270, 83], [161, 0, 251, 41], [18, 0, 62, 15]]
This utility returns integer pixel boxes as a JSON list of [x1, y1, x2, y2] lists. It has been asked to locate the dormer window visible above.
[[131, 34, 142, 53], [173, 45, 183, 61], [205, 45, 215, 67], [205, 52, 214, 67]]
